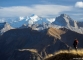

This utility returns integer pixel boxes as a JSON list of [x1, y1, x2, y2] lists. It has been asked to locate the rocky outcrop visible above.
[[52, 14, 75, 27], [0, 22, 13, 35]]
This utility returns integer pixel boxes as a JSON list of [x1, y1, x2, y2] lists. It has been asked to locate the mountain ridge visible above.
[[0, 14, 83, 34], [0, 27, 69, 60], [0, 27, 83, 60]]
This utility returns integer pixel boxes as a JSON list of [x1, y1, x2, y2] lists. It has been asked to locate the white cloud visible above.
[[0, 4, 72, 17], [75, 1, 83, 8]]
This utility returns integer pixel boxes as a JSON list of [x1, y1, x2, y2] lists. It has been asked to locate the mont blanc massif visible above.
[[0, 14, 83, 60]]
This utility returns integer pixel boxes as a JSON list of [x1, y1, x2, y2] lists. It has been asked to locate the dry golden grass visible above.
[[54, 49, 83, 56], [45, 49, 83, 60], [47, 27, 65, 39], [18, 49, 38, 53]]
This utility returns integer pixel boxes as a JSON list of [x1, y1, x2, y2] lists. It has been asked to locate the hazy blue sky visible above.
[[0, 0, 83, 21]]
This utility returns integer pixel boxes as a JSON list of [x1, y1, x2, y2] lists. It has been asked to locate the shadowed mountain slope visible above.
[[60, 28, 83, 48], [0, 27, 67, 60], [0, 27, 83, 60]]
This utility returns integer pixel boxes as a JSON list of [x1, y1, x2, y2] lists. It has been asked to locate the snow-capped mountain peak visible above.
[[0, 14, 83, 34], [19, 16, 25, 21], [0, 14, 55, 28], [30, 14, 40, 21], [28, 14, 41, 24], [52, 14, 75, 27], [60, 14, 69, 18]]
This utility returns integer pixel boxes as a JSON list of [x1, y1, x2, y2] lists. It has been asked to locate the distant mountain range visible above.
[[0, 14, 83, 34], [0, 14, 55, 28], [0, 14, 83, 60]]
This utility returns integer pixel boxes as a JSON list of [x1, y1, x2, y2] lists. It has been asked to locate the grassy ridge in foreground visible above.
[[45, 49, 83, 60]]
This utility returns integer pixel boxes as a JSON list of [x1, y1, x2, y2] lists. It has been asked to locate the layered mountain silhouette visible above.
[[0, 14, 83, 60], [0, 27, 83, 60], [1, 14, 83, 34]]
